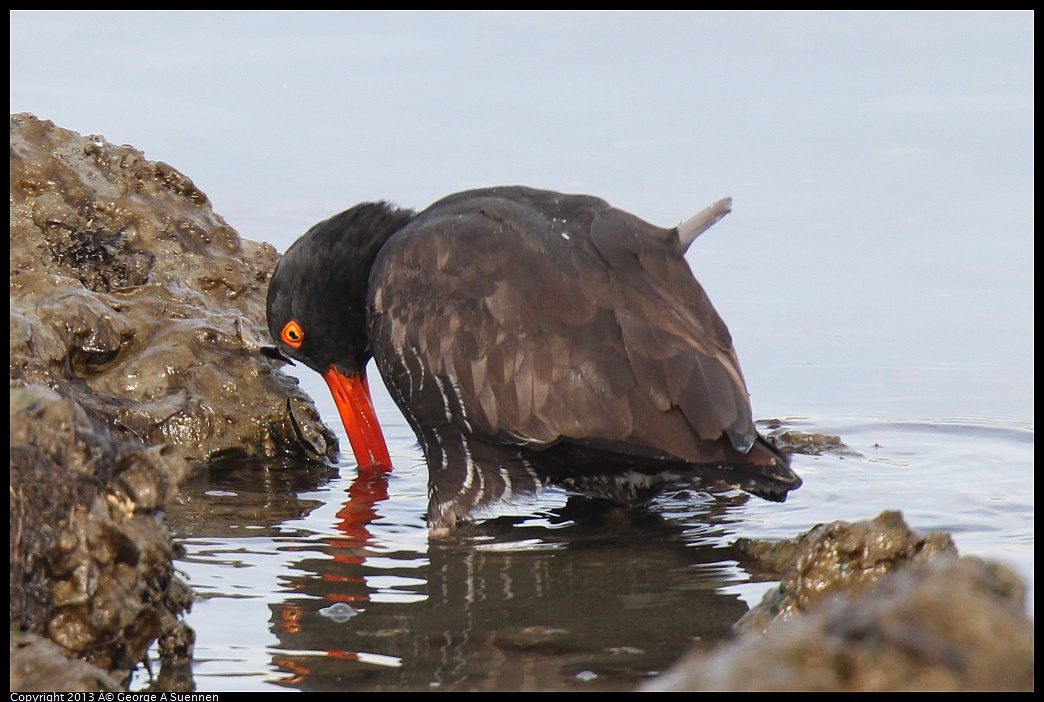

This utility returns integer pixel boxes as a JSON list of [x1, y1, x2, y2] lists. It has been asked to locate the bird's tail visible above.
[[721, 436, 802, 502]]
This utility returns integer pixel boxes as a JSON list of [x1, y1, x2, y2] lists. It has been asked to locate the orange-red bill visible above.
[[322, 366, 393, 473]]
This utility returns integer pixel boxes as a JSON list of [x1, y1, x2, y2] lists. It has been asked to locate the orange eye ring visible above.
[[281, 320, 304, 349]]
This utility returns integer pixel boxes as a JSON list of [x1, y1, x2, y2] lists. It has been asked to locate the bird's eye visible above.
[[281, 320, 304, 349]]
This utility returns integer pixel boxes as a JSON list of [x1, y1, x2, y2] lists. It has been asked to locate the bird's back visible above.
[[366, 186, 797, 526]]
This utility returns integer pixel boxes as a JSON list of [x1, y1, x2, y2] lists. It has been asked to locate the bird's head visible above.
[[266, 201, 414, 472]]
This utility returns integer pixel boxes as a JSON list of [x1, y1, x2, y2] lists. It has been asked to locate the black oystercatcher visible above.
[[267, 186, 800, 528]]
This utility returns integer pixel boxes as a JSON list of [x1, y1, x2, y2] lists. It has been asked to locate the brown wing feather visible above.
[[367, 187, 758, 465]]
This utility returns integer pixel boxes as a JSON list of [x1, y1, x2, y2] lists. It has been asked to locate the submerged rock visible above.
[[760, 419, 853, 457]]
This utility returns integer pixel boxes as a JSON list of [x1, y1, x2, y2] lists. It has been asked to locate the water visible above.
[[10, 11, 1032, 692], [158, 376, 1031, 691]]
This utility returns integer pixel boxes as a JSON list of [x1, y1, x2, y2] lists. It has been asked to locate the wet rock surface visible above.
[[10, 113, 336, 464], [644, 512, 1033, 691], [733, 510, 958, 632], [761, 420, 853, 456], [10, 632, 123, 693], [9, 114, 337, 690], [10, 384, 193, 687]]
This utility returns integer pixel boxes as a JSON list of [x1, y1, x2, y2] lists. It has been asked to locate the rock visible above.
[[733, 510, 958, 633], [9, 113, 339, 688], [760, 419, 853, 456], [643, 512, 1032, 691], [10, 632, 123, 693], [641, 556, 1034, 691], [10, 113, 336, 463], [10, 385, 193, 686]]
